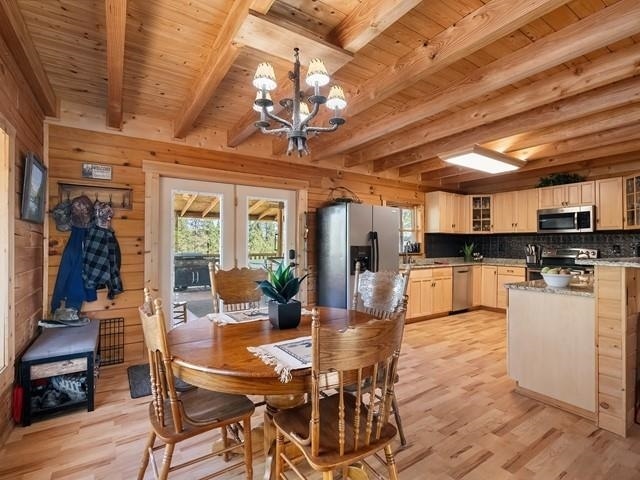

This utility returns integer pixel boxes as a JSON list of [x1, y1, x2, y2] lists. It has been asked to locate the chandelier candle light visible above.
[[252, 48, 347, 156]]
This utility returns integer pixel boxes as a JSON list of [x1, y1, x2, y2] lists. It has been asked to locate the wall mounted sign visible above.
[[82, 163, 112, 180]]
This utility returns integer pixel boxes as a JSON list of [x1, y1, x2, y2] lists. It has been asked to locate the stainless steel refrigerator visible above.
[[316, 203, 400, 308]]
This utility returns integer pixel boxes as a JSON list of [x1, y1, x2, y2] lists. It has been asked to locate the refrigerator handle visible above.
[[369, 231, 379, 272]]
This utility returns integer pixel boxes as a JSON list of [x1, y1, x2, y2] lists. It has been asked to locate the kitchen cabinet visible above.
[[595, 177, 623, 230], [425, 191, 468, 233], [496, 266, 525, 309], [472, 265, 482, 306], [406, 267, 452, 319], [624, 173, 640, 229], [481, 265, 497, 308], [492, 189, 537, 233], [538, 181, 595, 209], [469, 195, 492, 233]]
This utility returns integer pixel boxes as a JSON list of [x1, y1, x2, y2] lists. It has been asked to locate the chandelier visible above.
[[252, 48, 347, 156]]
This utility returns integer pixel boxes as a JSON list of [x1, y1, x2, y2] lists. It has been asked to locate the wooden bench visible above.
[[20, 320, 100, 426]]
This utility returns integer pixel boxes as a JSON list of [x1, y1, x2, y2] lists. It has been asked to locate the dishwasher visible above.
[[452, 266, 473, 311]]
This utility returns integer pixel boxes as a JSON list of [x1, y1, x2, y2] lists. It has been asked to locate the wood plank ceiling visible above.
[[9, 0, 640, 193]]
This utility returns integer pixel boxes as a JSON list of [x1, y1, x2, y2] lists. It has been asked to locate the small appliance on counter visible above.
[[526, 247, 598, 281]]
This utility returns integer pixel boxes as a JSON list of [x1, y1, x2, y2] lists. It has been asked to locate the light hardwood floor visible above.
[[2, 309, 640, 479]]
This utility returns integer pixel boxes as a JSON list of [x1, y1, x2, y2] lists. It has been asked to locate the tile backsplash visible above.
[[425, 231, 640, 259]]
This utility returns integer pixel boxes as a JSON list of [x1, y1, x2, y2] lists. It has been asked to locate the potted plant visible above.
[[461, 242, 475, 262], [256, 261, 308, 329]]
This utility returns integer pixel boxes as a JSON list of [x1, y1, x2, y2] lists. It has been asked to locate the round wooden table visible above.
[[167, 306, 375, 480]]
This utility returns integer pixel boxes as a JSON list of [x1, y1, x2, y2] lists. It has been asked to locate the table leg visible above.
[[262, 393, 306, 480]]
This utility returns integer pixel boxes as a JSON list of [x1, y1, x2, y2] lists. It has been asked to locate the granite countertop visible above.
[[505, 278, 594, 297], [576, 257, 640, 268], [404, 257, 525, 270]]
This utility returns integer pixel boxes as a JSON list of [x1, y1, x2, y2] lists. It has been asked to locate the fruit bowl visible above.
[[541, 272, 573, 288]]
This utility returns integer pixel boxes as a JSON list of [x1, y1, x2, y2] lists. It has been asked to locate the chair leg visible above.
[[275, 430, 285, 478], [392, 394, 407, 446], [159, 443, 175, 480], [322, 471, 334, 479], [137, 431, 156, 480], [384, 444, 399, 480], [222, 424, 230, 461], [242, 417, 253, 480]]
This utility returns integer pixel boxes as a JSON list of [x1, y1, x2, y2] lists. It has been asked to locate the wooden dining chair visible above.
[[137, 288, 255, 480], [351, 262, 410, 446], [272, 308, 406, 479], [208, 262, 266, 313]]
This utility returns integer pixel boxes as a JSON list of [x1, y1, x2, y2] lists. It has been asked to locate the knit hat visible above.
[[70, 195, 94, 228], [94, 201, 113, 228], [52, 200, 72, 232]]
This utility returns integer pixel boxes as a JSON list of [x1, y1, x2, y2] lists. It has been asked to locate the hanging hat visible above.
[[51, 200, 72, 232], [70, 195, 94, 228], [94, 201, 113, 228]]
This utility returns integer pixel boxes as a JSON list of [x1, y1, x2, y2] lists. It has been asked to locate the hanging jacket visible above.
[[50, 226, 97, 313], [82, 225, 123, 299]]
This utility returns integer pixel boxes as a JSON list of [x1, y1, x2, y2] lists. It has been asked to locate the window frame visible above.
[[389, 203, 423, 254]]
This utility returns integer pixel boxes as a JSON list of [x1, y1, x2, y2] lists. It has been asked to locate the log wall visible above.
[[46, 125, 422, 362], [0, 34, 45, 444]]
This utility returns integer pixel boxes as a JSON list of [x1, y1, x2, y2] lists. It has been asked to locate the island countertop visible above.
[[505, 278, 594, 297]]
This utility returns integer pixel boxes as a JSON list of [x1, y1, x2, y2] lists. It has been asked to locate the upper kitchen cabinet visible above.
[[595, 177, 623, 230], [538, 181, 595, 209], [469, 195, 492, 234], [425, 191, 468, 233], [624, 174, 640, 230], [493, 189, 538, 233]]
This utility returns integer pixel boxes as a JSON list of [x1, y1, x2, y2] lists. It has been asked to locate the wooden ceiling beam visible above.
[[104, 0, 127, 130], [250, 0, 275, 15], [482, 103, 640, 154], [201, 197, 220, 218], [0, 0, 57, 116], [395, 77, 640, 177], [180, 194, 198, 217], [508, 124, 640, 161], [315, 0, 640, 161], [226, 12, 354, 148], [173, 0, 253, 139], [327, 0, 422, 53], [439, 139, 640, 185], [358, 42, 640, 166], [248, 199, 266, 214]]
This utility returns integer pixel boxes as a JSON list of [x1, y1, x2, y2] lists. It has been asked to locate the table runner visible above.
[[248, 336, 312, 383], [207, 311, 269, 324]]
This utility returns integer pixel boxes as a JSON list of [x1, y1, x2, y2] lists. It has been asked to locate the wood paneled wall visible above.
[[47, 125, 422, 362], [0, 34, 45, 444]]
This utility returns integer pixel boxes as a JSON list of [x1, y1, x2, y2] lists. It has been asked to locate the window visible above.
[[396, 205, 422, 253]]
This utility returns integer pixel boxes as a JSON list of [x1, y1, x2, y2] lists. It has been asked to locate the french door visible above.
[[159, 178, 296, 309]]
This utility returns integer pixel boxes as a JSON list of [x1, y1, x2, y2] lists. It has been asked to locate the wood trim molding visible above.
[[0, 0, 57, 116], [104, 0, 127, 130], [142, 160, 309, 190]]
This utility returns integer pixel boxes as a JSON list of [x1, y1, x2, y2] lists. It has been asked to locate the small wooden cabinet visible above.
[[538, 181, 595, 209], [496, 266, 525, 309], [481, 265, 498, 308], [425, 191, 468, 233], [595, 177, 623, 230], [493, 189, 538, 233], [623, 174, 640, 229], [406, 267, 452, 319], [469, 195, 492, 233]]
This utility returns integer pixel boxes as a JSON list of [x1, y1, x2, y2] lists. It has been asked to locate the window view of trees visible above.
[[175, 217, 220, 254], [248, 220, 278, 255]]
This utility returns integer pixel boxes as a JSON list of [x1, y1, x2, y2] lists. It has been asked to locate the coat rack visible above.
[[57, 182, 133, 209]]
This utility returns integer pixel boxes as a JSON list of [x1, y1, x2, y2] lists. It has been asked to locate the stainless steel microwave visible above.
[[537, 205, 595, 233]]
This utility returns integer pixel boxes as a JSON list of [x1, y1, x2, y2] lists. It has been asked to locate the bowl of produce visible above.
[[541, 267, 573, 288]]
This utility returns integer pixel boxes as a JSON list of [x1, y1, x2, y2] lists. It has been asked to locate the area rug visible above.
[[186, 299, 214, 319], [126, 364, 195, 399]]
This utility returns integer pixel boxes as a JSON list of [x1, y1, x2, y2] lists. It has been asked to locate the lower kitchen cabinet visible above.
[[407, 267, 452, 319], [481, 265, 498, 307], [472, 265, 482, 306], [497, 266, 525, 309]]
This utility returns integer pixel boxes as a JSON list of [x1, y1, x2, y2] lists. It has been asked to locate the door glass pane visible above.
[[247, 197, 285, 268]]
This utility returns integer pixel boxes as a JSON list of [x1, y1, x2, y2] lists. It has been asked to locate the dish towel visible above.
[[248, 336, 312, 383]]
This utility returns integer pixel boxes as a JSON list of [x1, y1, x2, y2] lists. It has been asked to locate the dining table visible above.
[[167, 306, 378, 480]]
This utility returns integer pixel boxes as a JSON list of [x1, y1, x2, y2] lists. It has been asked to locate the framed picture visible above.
[[21, 153, 47, 224]]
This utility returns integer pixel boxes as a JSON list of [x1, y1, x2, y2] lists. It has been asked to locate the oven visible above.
[[526, 267, 543, 281]]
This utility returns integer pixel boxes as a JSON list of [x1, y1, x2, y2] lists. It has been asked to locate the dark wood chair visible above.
[[272, 308, 405, 479], [351, 262, 410, 446], [137, 288, 255, 480], [208, 262, 266, 313]]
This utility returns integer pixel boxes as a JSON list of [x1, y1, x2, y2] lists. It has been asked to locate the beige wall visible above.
[[0, 34, 45, 444], [47, 125, 423, 362]]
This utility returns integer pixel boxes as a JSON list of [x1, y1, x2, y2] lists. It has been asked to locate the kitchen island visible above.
[[506, 278, 596, 419]]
